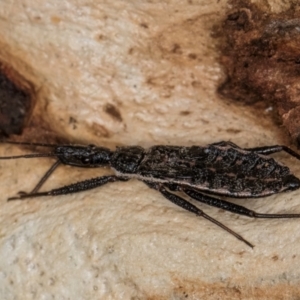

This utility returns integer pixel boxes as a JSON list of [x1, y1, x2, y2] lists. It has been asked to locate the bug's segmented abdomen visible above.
[[136, 144, 299, 197]]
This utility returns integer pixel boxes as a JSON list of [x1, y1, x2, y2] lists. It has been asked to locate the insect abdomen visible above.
[[136, 144, 299, 197]]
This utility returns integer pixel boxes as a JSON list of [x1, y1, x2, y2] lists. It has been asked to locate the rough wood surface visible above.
[[1, 0, 300, 299], [219, 0, 300, 145]]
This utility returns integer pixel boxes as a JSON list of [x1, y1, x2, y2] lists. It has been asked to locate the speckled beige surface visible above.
[[1, 0, 300, 299]]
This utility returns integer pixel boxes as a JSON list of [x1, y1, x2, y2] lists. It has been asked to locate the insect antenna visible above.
[[0, 140, 60, 147], [0, 153, 58, 160], [0, 140, 64, 160]]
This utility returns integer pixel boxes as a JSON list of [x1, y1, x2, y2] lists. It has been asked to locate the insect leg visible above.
[[245, 145, 300, 160], [211, 141, 241, 148], [16, 160, 61, 197], [183, 187, 300, 219], [8, 175, 125, 201], [27, 160, 61, 194], [143, 181, 254, 248], [0, 140, 59, 147]]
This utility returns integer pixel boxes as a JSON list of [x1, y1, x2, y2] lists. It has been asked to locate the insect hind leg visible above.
[[211, 141, 241, 148], [245, 145, 300, 160], [183, 187, 300, 219], [213, 142, 300, 160], [143, 180, 254, 248]]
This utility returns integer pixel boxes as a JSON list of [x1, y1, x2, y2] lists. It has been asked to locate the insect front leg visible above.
[[143, 180, 254, 248], [18, 160, 61, 196], [8, 175, 127, 201]]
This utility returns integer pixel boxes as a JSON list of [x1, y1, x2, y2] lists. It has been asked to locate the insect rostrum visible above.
[[2, 140, 300, 248]]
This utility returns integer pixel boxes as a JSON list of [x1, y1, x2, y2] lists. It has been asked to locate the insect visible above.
[[2, 140, 300, 248]]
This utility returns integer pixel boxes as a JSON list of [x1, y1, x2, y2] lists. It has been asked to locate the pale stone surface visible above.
[[1, 0, 300, 299]]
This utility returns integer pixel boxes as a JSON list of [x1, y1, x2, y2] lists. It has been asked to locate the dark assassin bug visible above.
[[2, 140, 300, 248]]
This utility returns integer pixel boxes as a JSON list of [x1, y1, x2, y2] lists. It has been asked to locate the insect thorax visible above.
[[111, 146, 145, 173]]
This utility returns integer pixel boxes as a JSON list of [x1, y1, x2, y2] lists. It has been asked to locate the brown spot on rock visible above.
[[140, 23, 148, 29], [180, 111, 191, 116], [91, 122, 111, 138], [188, 53, 197, 60], [51, 16, 61, 24], [226, 128, 241, 134], [171, 43, 182, 54], [272, 255, 279, 261], [104, 103, 123, 122]]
